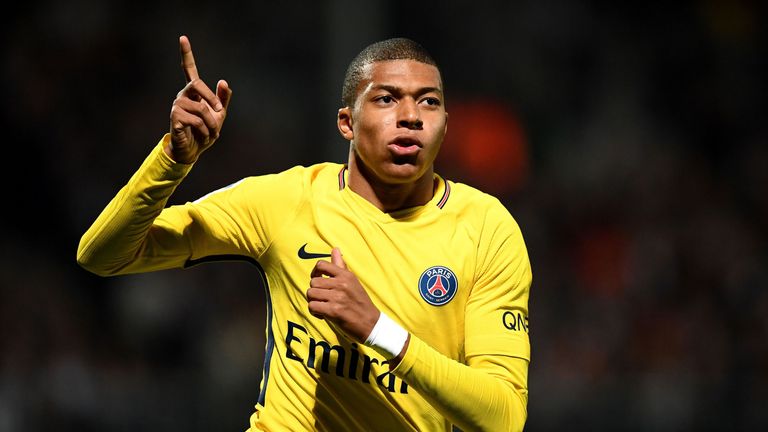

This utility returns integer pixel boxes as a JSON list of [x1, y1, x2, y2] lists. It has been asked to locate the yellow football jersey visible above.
[[78, 135, 532, 431]]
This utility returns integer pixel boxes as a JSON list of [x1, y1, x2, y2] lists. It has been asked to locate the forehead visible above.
[[360, 59, 443, 93]]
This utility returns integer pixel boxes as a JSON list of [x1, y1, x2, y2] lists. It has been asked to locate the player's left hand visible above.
[[307, 248, 380, 342]]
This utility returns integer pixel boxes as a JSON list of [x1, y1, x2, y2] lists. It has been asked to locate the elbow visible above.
[[76, 252, 113, 277], [76, 242, 120, 277], [508, 387, 528, 432], [459, 388, 528, 432], [485, 382, 528, 432], [491, 403, 526, 432], [509, 413, 527, 432]]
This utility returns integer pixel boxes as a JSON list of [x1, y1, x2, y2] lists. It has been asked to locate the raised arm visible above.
[[77, 36, 234, 275]]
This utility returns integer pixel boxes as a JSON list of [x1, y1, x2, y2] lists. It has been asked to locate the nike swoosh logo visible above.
[[298, 243, 332, 259]]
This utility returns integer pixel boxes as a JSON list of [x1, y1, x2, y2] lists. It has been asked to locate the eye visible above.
[[422, 97, 441, 107], [375, 95, 394, 105]]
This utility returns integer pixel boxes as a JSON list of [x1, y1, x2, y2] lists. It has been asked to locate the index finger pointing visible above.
[[179, 35, 199, 82]]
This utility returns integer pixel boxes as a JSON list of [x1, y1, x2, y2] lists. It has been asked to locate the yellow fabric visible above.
[[78, 134, 532, 431]]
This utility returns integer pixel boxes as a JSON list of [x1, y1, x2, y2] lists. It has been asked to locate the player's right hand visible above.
[[167, 35, 233, 164]]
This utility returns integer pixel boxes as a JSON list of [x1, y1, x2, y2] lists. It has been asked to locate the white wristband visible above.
[[364, 312, 409, 359]]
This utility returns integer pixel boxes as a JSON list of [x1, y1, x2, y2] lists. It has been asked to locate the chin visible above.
[[381, 162, 427, 183]]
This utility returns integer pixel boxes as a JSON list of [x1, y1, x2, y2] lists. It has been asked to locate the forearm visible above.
[[392, 335, 528, 432], [77, 135, 192, 275]]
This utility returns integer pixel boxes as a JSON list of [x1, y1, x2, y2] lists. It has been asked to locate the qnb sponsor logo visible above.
[[502, 311, 529, 333], [284, 320, 408, 394]]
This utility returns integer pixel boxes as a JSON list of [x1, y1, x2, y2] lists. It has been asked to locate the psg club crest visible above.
[[418, 266, 458, 306]]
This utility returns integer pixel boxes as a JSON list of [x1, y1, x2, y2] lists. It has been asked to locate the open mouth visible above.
[[388, 137, 422, 156]]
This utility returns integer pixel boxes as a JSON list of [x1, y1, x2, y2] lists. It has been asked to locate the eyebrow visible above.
[[372, 84, 443, 98]]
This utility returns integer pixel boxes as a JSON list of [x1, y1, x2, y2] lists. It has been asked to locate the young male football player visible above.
[[78, 35, 532, 431]]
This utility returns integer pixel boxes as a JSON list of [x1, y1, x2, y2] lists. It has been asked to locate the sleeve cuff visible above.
[[152, 134, 195, 179]]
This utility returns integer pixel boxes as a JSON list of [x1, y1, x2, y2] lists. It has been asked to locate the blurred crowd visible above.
[[2, 1, 766, 431]]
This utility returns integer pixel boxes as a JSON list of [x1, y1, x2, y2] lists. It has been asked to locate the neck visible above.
[[346, 153, 435, 213]]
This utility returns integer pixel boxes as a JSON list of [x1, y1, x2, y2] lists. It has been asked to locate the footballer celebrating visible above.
[[78, 35, 532, 431]]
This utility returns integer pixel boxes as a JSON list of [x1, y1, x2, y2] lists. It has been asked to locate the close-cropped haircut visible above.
[[341, 38, 440, 107]]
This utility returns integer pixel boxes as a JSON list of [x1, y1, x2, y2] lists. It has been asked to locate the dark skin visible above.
[[165, 35, 232, 163], [338, 60, 447, 212], [166, 37, 448, 366], [306, 248, 383, 350]]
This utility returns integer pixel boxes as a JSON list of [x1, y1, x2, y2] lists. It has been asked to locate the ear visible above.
[[443, 111, 449, 136], [337, 107, 354, 141]]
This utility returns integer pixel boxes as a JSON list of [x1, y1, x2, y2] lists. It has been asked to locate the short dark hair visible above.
[[341, 38, 440, 107]]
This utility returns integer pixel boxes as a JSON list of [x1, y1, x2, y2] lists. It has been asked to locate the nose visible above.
[[397, 99, 423, 130]]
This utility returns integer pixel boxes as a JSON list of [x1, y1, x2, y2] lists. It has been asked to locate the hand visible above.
[[307, 248, 380, 343], [166, 35, 233, 163]]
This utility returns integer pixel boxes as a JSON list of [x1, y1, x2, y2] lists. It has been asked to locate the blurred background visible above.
[[2, 0, 767, 430]]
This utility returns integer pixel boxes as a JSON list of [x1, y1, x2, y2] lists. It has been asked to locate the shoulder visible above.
[[193, 163, 343, 207], [445, 181, 531, 284], [233, 162, 344, 193], [443, 180, 517, 225], [440, 179, 527, 254]]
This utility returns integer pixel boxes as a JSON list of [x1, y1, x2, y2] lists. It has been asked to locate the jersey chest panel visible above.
[[262, 194, 476, 359]]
